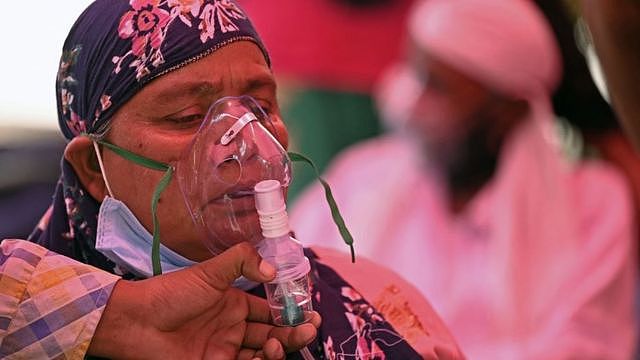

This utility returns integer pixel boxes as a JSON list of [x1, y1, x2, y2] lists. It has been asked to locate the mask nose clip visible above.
[[220, 112, 258, 145]]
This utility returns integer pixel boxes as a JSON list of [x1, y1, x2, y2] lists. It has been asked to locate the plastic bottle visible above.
[[254, 179, 313, 326]]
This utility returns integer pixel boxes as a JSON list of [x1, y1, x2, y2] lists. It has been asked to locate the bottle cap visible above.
[[254, 180, 289, 237], [254, 180, 285, 214]]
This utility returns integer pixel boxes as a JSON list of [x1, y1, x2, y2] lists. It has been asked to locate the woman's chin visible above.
[[200, 212, 264, 255]]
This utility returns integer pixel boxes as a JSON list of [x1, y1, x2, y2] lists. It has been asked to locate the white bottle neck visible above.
[[257, 205, 290, 238]]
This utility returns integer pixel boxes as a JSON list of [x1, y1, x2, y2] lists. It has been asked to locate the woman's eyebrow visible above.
[[154, 81, 221, 103], [240, 75, 276, 94], [152, 72, 275, 107]]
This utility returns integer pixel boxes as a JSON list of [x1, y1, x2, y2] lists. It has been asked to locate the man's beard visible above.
[[423, 113, 504, 199]]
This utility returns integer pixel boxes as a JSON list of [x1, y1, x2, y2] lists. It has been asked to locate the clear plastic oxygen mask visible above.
[[177, 96, 291, 255], [254, 179, 313, 326]]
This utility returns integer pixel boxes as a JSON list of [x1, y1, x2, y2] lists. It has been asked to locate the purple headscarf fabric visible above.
[[29, 1, 422, 358]]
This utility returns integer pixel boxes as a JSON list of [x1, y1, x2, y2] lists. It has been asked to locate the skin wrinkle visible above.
[[154, 81, 222, 105]]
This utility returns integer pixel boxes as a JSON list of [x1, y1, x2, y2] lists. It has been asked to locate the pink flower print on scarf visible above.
[[118, 0, 171, 57]]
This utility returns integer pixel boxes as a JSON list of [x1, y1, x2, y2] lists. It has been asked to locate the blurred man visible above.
[[292, 0, 636, 358]]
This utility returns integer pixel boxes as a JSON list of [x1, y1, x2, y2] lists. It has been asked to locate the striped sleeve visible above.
[[0, 239, 119, 359]]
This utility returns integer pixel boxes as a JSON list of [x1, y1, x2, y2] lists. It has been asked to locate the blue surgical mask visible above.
[[96, 196, 259, 288], [96, 196, 196, 278]]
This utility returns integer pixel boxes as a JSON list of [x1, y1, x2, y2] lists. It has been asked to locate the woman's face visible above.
[[101, 41, 288, 261]]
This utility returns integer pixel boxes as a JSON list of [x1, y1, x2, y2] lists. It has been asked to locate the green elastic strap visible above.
[[95, 139, 172, 276], [98, 140, 171, 172], [149, 167, 173, 276], [288, 151, 356, 263]]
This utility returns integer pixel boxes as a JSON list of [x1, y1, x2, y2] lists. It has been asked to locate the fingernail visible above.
[[259, 260, 276, 278]]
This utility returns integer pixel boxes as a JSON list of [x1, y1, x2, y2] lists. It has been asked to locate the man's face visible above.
[[101, 41, 288, 261], [407, 51, 495, 162]]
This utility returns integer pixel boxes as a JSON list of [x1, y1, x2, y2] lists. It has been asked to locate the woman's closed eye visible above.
[[163, 105, 206, 129], [169, 113, 204, 125], [254, 99, 273, 116]]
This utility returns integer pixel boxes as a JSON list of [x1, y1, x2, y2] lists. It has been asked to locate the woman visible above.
[[1, 0, 461, 358]]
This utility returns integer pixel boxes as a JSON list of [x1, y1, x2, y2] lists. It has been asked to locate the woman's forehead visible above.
[[121, 42, 275, 110], [147, 42, 270, 91]]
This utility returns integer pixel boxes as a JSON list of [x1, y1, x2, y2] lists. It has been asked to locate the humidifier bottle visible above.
[[254, 180, 313, 326]]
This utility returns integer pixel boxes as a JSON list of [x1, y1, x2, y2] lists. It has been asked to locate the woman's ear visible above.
[[64, 136, 109, 201]]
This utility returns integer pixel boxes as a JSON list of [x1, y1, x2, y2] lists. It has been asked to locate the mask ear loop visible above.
[[91, 136, 174, 276], [92, 140, 115, 198]]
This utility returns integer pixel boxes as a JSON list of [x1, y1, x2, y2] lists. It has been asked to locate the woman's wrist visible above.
[[87, 280, 148, 358]]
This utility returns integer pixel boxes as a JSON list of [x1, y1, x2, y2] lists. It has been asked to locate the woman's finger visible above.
[[262, 338, 285, 360]]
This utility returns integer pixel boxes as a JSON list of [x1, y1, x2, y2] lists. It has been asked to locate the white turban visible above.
[[409, 0, 562, 100]]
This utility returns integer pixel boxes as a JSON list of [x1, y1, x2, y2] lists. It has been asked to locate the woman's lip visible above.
[[224, 189, 254, 199], [199, 188, 256, 211]]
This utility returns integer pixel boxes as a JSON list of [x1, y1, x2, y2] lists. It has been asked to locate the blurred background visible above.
[[0, 2, 92, 240]]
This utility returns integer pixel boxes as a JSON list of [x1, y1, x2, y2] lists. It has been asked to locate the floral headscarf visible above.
[[30, 1, 423, 357], [57, 0, 268, 140]]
